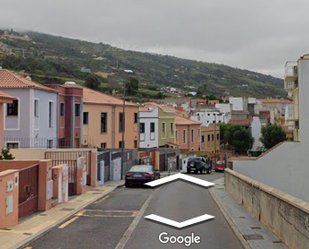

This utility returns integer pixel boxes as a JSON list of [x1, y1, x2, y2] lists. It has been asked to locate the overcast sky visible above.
[[1, 0, 309, 78]]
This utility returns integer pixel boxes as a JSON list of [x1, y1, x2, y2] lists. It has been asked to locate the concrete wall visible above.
[[225, 169, 309, 249]]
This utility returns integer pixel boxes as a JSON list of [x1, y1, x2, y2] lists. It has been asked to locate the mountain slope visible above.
[[0, 30, 286, 99]]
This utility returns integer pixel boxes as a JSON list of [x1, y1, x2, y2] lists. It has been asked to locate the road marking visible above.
[[58, 217, 79, 229], [94, 194, 110, 204], [77, 209, 139, 218]]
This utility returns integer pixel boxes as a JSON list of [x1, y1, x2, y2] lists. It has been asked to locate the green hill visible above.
[[0, 30, 286, 99]]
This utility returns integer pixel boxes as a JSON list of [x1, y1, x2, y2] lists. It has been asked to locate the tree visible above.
[[197, 83, 207, 96], [85, 75, 100, 90], [0, 148, 15, 160], [260, 124, 286, 149], [126, 77, 139, 95], [220, 124, 254, 154]]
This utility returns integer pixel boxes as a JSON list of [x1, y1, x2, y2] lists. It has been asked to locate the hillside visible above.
[[0, 30, 286, 99]]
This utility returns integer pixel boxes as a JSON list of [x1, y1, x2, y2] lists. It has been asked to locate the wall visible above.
[[201, 124, 220, 153], [158, 108, 176, 147], [225, 169, 309, 249], [229, 97, 245, 111], [175, 124, 201, 151]]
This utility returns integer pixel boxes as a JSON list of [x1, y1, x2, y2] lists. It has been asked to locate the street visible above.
[[26, 173, 243, 249]]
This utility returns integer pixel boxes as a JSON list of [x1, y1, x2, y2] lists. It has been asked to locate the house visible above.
[[200, 123, 220, 155], [83, 87, 139, 149], [143, 102, 176, 148], [0, 69, 58, 148], [175, 115, 201, 151], [138, 106, 159, 148], [231, 54, 309, 203], [191, 109, 231, 127], [46, 82, 84, 148], [0, 91, 15, 148]]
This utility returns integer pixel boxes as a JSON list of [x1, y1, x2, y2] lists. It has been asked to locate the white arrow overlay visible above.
[[145, 214, 215, 229], [144, 173, 215, 188]]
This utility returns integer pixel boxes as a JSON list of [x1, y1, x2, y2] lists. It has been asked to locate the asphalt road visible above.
[[26, 173, 243, 249]]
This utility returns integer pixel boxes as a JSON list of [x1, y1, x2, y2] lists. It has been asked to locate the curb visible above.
[[209, 186, 251, 249], [13, 185, 120, 249]]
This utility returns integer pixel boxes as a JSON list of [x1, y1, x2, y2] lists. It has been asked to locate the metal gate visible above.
[[18, 164, 39, 219], [97, 152, 110, 183], [45, 151, 91, 195]]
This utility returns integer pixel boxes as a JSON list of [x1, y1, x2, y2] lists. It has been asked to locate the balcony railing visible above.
[[285, 61, 298, 81]]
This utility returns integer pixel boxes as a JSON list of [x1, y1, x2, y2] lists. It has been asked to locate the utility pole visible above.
[[121, 81, 126, 180]]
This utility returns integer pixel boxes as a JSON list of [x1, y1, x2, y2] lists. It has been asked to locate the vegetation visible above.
[[126, 78, 139, 95], [260, 124, 287, 149], [219, 123, 254, 154], [0, 148, 15, 160], [0, 30, 287, 101]]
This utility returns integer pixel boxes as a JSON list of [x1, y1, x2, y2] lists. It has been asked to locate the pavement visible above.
[[209, 177, 288, 249], [0, 180, 125, 249]]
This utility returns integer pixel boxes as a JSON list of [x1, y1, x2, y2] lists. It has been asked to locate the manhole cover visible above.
[[243, 234, 264, 240], [250, 226, 261, 230], [61, 208, 75, 211]]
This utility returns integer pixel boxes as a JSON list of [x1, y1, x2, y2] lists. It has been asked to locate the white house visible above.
[[138, 106, 159, 148], [191, 109, 231, 127], [0, 69, 58, 148], [229, 97, 248, 111], [250, 116, 263, 150], [232, 54, 309, 203]]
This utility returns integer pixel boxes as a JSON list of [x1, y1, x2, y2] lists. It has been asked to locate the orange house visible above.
[[0, 91, 15, 148], [82, 88, 139, 149], [175, 116, 201, 151]]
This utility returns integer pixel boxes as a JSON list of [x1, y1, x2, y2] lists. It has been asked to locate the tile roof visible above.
[[0, 90, 15, 102], [228, 118, 253, 126], [260, 99, 292, 104], [83, 87, 138, 107], [0, 69, 58, 92], [176, 115, 201, 125], [231, 110, 250, 115]]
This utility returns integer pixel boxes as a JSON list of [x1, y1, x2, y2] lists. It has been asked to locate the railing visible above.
[[284, 61, 298, 80]]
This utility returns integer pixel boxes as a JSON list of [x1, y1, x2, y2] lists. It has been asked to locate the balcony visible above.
[[285, 61, 298, 81], [285, 105, 298, 121], [284, 81, 295, 92]]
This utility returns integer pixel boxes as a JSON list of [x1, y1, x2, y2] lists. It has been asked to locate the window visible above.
[[140, 123, 145, 133], [47, 139, 53, 148], [49, 102, 53, 128], [75, 104, 81, 117], [83, 112, 89, 125], [207, 113, 210, 116], [191, 129, 194, 143], [212, 134, 214, 141], [198, 129, 201, 140], [6, 142, 18, 149], [217, 134, 219, 140], [162, 122, 166, 138], [60, 103, 65, 116], [101, 113, 108, 133], [34, 99, 39, 117], [208, 135, 210, 142], [7, 100, 18, 116], [202, 135, 205, 143], [170, 122, 174, 136], [134, 140, 138, 148], [119, 141, 125, 148], [183, 130, 186, 144], [134, 113, 138, 124], [119, 113, 125, 132], [213, 120, 216, 124], [150, 122, 155, 133], [101, 143, 107, 148], [175, 130, 178, 141]]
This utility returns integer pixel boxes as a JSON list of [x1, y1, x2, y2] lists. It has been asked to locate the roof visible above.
[[228, 119, 253, 126], [83, 87, 138, 107], [176, 115, 201, 126], [0, 69, 58, 93], [0, 90, 15, 102], [260, 99, 292, 104], [231, 110, 249, 115]]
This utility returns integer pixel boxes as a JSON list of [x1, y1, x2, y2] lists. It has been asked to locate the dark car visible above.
[[187, 157, 211, 174], [125, 165, 160, 187]]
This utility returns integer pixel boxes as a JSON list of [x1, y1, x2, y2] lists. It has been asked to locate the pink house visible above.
[[175, 116, 202, 151]]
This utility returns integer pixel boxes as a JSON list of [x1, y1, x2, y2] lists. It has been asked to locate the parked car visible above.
[[187, 157, 211, 174], [125, 165, 160, 187], [215, 161, 225, 172]]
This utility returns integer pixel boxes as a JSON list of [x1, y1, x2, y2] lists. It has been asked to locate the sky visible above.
[[1, 0, 309, 78]]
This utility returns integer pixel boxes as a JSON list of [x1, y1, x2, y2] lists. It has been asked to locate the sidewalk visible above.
[[0, 181, 124, 249], [209, 178, 288, 249]]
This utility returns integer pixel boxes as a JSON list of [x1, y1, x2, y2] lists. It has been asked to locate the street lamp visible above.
[[121, 70, 133, 180]]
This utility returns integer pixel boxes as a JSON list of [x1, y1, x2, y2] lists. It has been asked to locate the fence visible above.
[[18, 164, 39, 219]]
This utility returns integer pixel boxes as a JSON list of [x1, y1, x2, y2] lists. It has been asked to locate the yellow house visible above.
[[201, 124, 220, 154], [82, 88, 139, 149]]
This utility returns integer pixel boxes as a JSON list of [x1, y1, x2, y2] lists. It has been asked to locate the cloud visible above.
[[1, 0, 309, 77]]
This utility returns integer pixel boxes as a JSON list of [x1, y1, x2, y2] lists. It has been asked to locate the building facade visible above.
[[83, 87, 139, 149], [138, 107, 159, 148], [0, 70, 58, 148], [200, 124, 220, 154]]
